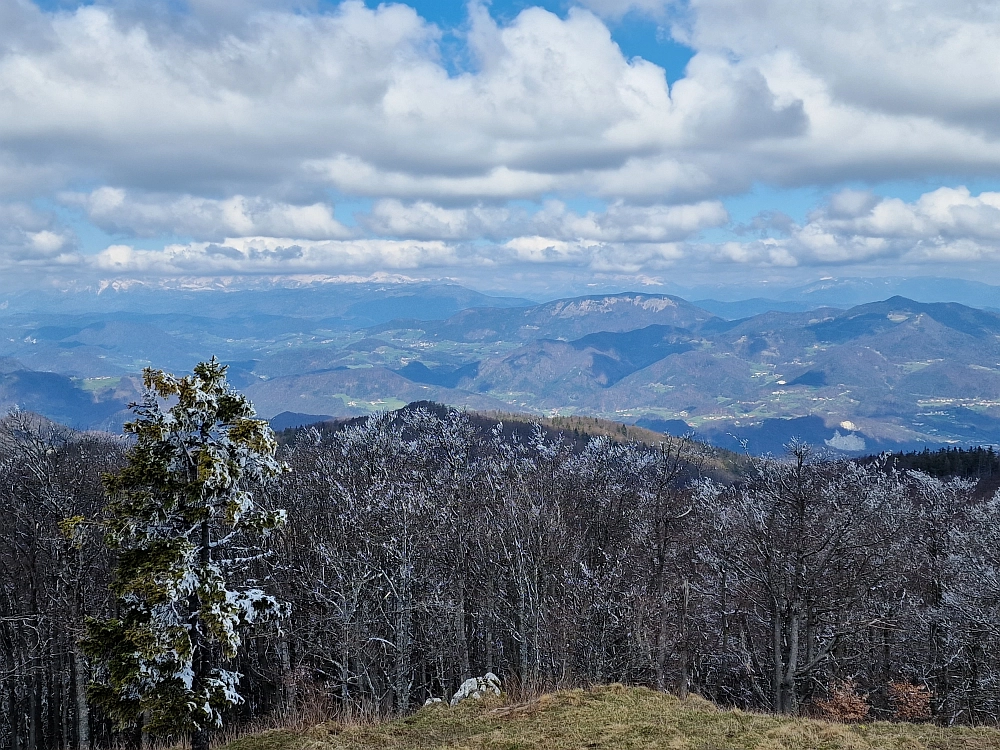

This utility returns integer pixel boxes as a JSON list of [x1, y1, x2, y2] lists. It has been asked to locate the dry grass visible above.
[[476, 409, 672, 445], [475, 410, 744, 478], [219, 684, 1000, 750]]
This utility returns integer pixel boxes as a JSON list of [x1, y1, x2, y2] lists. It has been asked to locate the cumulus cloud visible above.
[[58, 196, 717, 278], [531, 199, 727, 242], [683, 0, 1000, 132], [3, 0, 1000, 285], [90, 236, 457, 275], [362, 198, 726, 242], [575, 0, 673, 21], [712, 187, 1000, 267], [501, 235, 684, 273], [362, 200, 518, 240], [62, 188, 352, 240], [0, 0, 808, 205], [8, 186, 1000, 284], [819, 187, 1000, 242], [0, 201, 74, 263]]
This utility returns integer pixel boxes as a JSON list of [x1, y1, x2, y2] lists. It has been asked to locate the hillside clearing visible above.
[[222, 685, 1000, 750]]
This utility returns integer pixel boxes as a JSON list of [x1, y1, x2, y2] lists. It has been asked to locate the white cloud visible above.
[[362, 198, 726, 242], [0, 201, 74, 262], [504, 236, 600, 263], [826, 189, 879, 219], [501, 235, 683, 273], [3, 1, 1000, 285], [713, 187, 1000, 267], [531, 199, 727, 242], [820, 187, 1000, 242], [362, 200, 516, 241], [90, 236, 457, 275], [0, 1, 809, 207], [70, 196, 715, 277], [6, 185, 1000, 285], [574, 0, 673, 21], [62, 188, 352, 240], [12, 185, 1000, 282], [29, 230, 69, 255], [683, 0, 1000, 131]]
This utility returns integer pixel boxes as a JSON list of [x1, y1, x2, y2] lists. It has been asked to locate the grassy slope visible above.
[[489, 411, 674, 446], [223, 685, 1000, 750], [472, 410, 744, 478]]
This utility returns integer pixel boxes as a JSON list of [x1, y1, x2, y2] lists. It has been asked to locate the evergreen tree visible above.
[[84, 359, 288, 749]]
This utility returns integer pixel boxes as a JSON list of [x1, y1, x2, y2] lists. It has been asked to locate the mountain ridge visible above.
[[2, 283, 999, 453]]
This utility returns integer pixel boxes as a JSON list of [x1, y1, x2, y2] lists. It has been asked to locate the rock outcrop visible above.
[[450, 672, 502, 706]]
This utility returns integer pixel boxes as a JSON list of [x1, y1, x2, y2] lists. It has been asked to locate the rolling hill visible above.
[[393, 292, 719, 343], [368, 295, 1000, 451], [3, 281, 1000, 453]]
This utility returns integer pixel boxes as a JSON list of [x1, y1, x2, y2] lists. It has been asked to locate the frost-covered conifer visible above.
[[84, 359, 288, 749]]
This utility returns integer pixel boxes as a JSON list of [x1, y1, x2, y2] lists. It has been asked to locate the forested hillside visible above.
[[3, 398, 1000, 748], [6, 285, 1000, 452]]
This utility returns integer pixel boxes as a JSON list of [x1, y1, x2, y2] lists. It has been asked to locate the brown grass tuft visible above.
[[813, 680, 871, 723], [889, 681, 933, 722]]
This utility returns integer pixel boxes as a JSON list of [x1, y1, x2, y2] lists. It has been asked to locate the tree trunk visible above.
[[654, 568, 669, 690], [772, 604, 782, 713], [719, 568, 729, 654], [394, 561, 413, 714], [676, 578, 690, 700], [191, 727, 210, 750], [483, 588, 495, 675], [277, 635, 295, 716], [29, 673, 43, 750], [455, 589, 470, 681], [781, 601, 801, 714], [72, 647, 89, 750], [11, 677, 21, 750], [338, 627, 350, 705], [516, 551, 530, 687], [47, 638, 58, 750], [454, 501, 471, 682], [191, 518, 213, 750]]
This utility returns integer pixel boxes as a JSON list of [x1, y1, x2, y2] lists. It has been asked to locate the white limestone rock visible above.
[[423, 697, 444, 706], [450, 672, 502, 706]]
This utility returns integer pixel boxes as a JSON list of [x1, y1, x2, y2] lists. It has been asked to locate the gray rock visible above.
[[450, 672, 502, 706]]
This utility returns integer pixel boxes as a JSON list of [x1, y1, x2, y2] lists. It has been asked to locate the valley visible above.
[[2, 280, 1000, 453]]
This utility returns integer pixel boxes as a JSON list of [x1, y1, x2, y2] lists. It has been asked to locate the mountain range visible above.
[[1, 277, 999, 453]]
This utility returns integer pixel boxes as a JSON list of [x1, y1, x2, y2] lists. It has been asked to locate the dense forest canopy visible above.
[[881, 446, 1000, 497], [3, 388, 1000, 748]]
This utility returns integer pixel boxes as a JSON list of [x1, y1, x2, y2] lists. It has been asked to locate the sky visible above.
[[3, 0, 1000, 296]]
